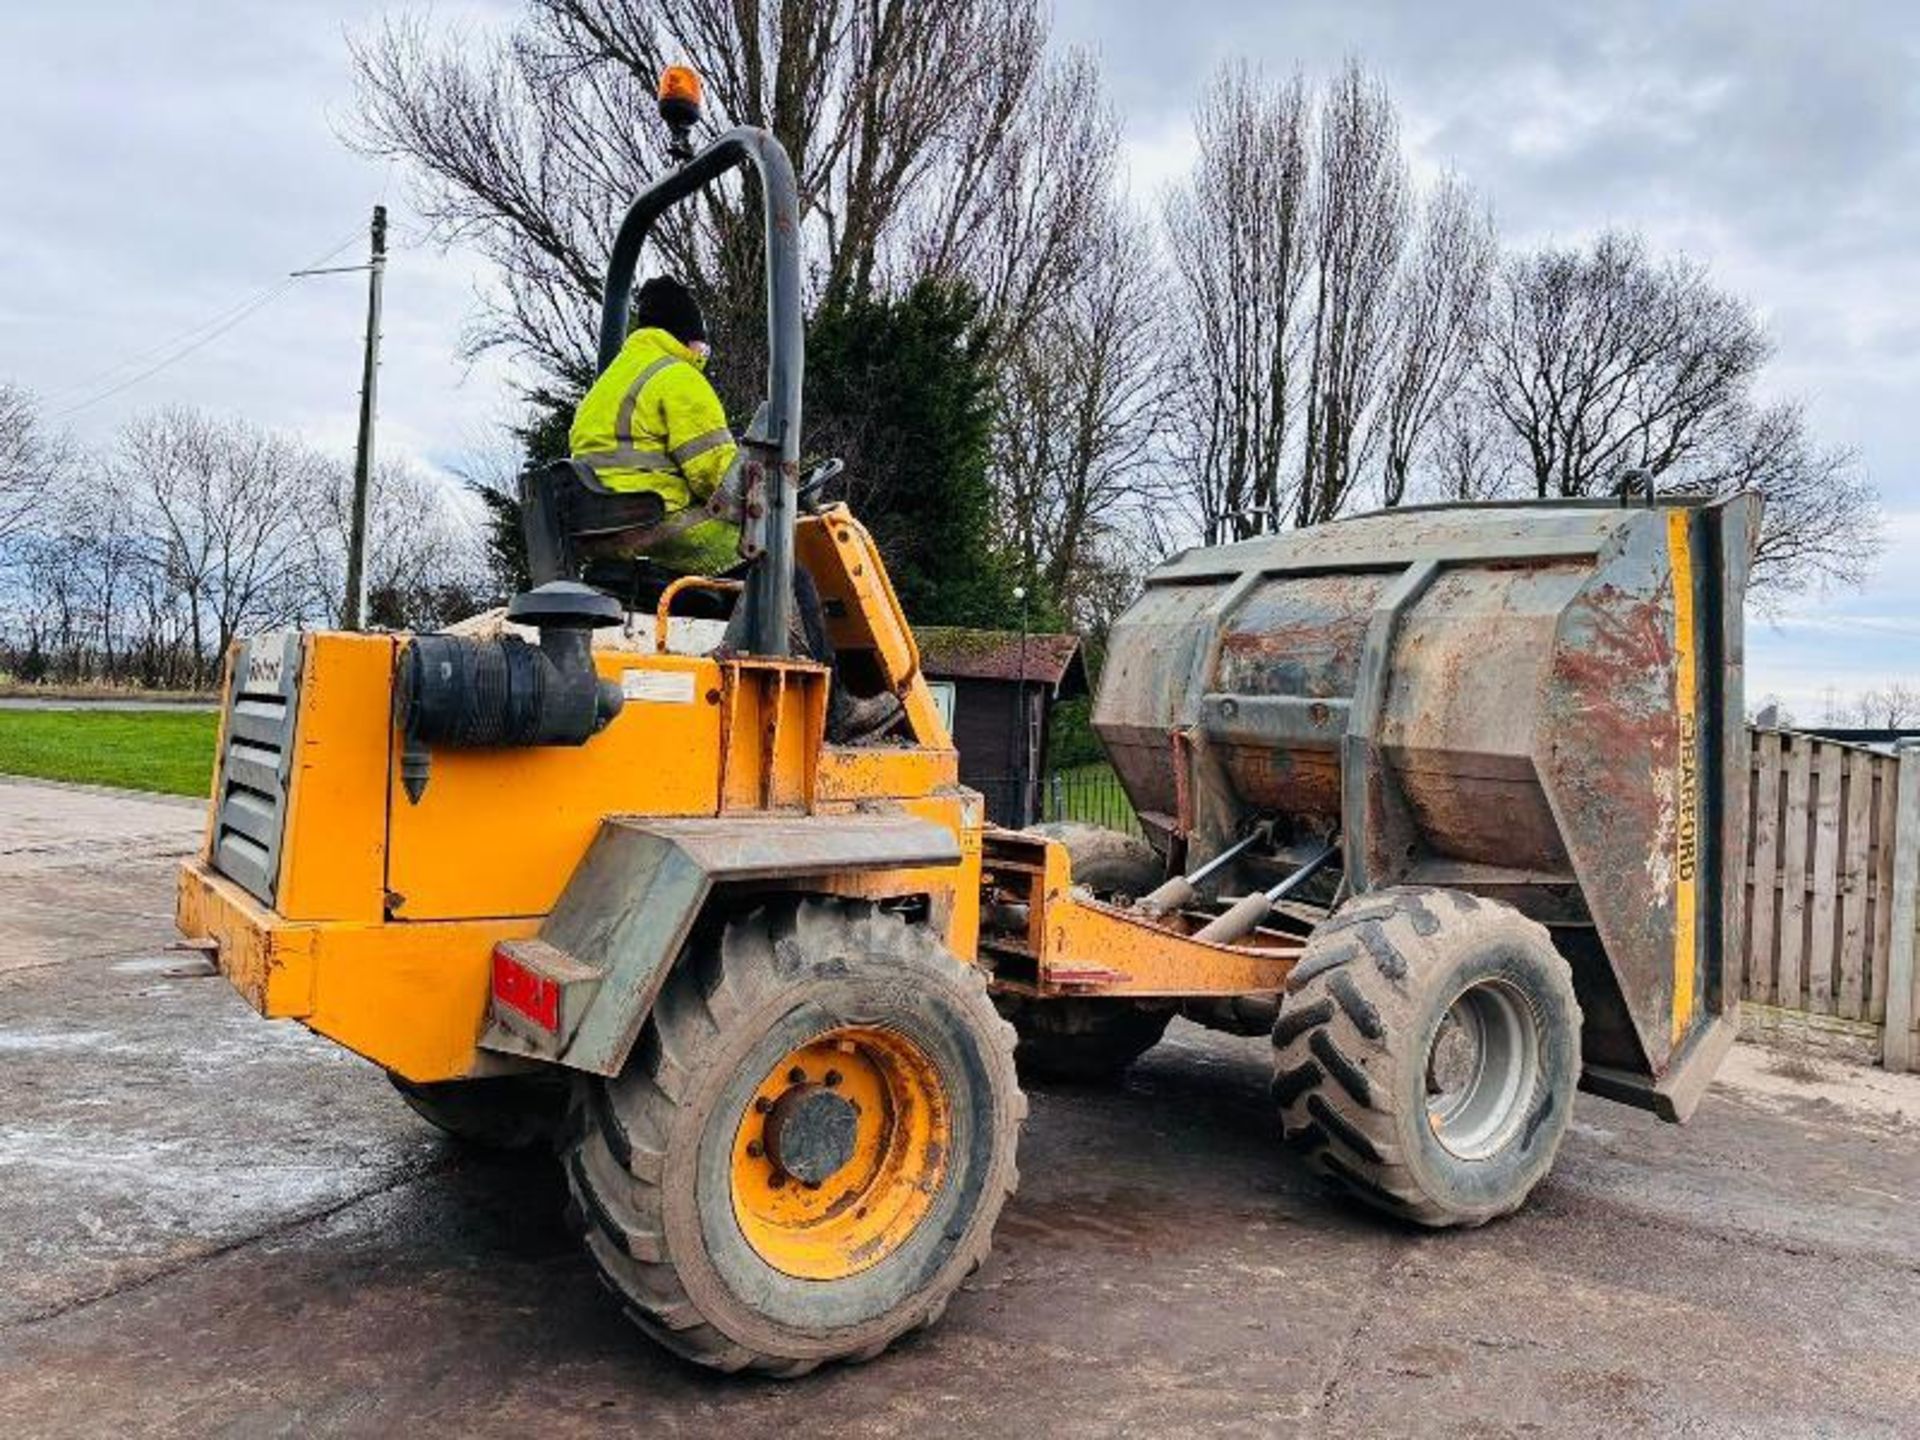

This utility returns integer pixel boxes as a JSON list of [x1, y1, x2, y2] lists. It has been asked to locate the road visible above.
[[0, 697, 218, 712], [2, 775, 1917, 1438]]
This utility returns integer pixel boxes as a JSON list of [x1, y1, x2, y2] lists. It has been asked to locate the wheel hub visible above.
[[1426, 1013, 1478, 1094], [730, 1027, 953, 1281], [762, 1084, 860, 1185], [1424, 978, 1542, 1161]]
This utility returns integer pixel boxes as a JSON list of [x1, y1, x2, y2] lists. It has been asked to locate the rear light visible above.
[[493, 945, 559, 1033]]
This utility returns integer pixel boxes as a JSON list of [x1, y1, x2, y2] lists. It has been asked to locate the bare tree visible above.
[[992, 200, 1162, 625], [1455, 229, 1880, 598], [1477, 231, 1770, 498], [1, 457, 198, 689], [1687, 399, 1880, 601], [1161, 64, 1312, 543], [50, 474, 148, 681], [304, 458, 485, 629], [1848, 683, 1920, 729], [1426, 394, 1522, 502], [1377, 174, 1493, 506], [0, 384, 68, 548], [1297, 61, 1408, 525], [912, 48, 1121, 362], [118, 409, 331, 683], [1, 406, 483, 686], [349, 0, 1107, 399]]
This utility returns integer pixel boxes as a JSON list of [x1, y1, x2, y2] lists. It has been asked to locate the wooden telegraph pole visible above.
[[341, 204, 387, 631]]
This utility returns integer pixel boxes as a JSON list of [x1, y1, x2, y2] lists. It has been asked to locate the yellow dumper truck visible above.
[[178, 72, 1754, 1375]]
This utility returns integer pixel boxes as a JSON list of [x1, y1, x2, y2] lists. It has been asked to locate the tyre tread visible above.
[[1271, 886, 1582, 1229], [562, 898, 1023, 1376]]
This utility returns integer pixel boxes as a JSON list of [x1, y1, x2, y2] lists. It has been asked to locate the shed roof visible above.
[[914, 626, 1087, 695]]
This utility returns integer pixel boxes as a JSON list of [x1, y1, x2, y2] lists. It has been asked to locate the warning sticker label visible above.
[[622, 669, 697, 704]]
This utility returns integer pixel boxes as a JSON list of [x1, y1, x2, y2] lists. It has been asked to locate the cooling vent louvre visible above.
[[209, 633, 304, 905]]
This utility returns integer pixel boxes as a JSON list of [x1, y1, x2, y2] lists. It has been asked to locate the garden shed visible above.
[[915, 626, 1087, 827]]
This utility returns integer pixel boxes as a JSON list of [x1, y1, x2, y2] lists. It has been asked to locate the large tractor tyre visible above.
[[1272, 887, 1582, 1229], [389, 1072, 571, 1151], [564, 898, 1025, 1378], [996, 822, 1173, 1083]]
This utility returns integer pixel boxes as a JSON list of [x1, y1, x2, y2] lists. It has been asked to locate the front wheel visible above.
[[564, 898, 1025, 1377], [1272, 887, 1581, 1228]]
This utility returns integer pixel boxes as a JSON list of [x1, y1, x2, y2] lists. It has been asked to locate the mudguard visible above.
[[480, 814, 961, 1076]]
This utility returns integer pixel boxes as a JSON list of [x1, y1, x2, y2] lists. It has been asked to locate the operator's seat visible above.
[[518, 458, 736, 620]]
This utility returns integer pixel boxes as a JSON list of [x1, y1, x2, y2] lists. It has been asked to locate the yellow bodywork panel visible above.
[[719, 659, 827, 813], [798, 506, 951, 748], [816, 744, 955, 803], [179, 859, 539, 1080], [277, 634, 395, 922], [181, 587, 986, 1083], [814, 789, 984, 960], [1030, 896, 1298, 995], [981, 830, 1299, 998], [388, 651, 725, 920]]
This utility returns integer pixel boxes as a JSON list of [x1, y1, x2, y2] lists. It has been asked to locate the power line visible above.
[[38, 236, 348, 404], [46, 230, 368, 420]]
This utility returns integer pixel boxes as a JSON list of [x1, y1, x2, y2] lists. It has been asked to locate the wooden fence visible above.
[[1739, 729, 1920, 1069]]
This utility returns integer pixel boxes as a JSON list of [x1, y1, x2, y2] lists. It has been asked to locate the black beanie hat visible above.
[[633, 276, 707, 345]]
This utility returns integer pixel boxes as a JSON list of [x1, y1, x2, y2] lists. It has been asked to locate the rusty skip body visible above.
[[1092, 495, 1758, 1116]]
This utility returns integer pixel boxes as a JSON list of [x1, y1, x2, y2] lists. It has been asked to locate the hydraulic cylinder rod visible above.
[[1135, 823, 1272, 918], [1192, 841, 1340, 946]]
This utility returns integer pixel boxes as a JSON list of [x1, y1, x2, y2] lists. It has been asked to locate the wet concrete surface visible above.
[[2, 779, 1918, 1437]]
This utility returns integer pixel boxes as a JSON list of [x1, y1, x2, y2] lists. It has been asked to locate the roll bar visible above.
[[596, 128, 803, 658]]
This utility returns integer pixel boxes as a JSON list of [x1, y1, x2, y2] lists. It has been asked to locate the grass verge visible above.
[[0, 709, 218, 797]]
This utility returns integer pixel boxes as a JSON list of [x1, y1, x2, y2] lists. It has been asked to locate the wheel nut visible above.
[[768, 1173, 786, 1189], [754, 1096, 773, 1114], [823, 1069, 843, 1088], [746, 1140, 764, 1159], [788, 1066, 807, 1085]]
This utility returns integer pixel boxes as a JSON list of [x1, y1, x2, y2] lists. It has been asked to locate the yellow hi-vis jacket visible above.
[[569, 326, 741, 574]]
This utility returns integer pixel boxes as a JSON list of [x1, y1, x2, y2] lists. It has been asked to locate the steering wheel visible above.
[[798, 457, 845, 510]]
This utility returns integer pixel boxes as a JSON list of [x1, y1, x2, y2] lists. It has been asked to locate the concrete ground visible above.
[[2, 777, 1918, 1438]]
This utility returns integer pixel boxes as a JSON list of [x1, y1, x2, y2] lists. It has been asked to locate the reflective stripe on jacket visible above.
[[568, 327, 741, 573]]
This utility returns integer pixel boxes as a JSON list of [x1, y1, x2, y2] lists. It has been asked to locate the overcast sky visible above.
[[1, 0, 1914, 716]]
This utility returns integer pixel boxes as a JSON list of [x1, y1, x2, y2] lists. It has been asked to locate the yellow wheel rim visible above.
[[730, 1026, 952, 1281]]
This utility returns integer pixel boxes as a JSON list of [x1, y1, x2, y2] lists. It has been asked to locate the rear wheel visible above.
[[996, 823, 1173, 1083], [564, 898, 1024, 1376], [389, 1072, 569, 1151], [1272, 886, 1581, 1228]]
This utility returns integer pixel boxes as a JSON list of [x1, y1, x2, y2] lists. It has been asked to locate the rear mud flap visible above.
[[480, 814, 961, 1076]]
